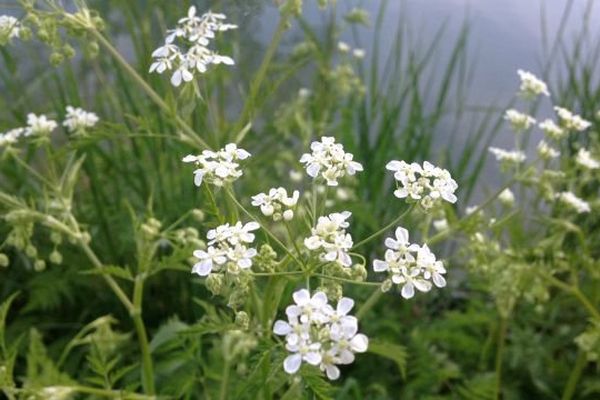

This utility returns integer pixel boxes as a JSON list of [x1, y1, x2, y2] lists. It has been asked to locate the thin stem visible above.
[[542, 274, 600, 320], [70, 386, 151, 399], [494, 317, 508, 400], [219, 359, 231, 400], [356, 288, 384, 320], [251, 271, 303, 277], [314, 274, 381, 287], [132, 276, 155, 395], [11, 152, 56, 188], [561, 351, 587, 400], [284, 221, 304, 265], [353, 205, 414, 249]]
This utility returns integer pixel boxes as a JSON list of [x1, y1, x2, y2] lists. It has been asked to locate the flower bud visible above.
[[192, 209, 205, 222], [50, 52, 64, 66], [205, 274, 223, 295], [25, 244, 37, 258], [235, 311, 250, 330], [0, 253, 9, 267], [381, 279, 392, 293], [50, 232, 63, 244], [34, 259, 46, 272], [49, 250, 63, 265]]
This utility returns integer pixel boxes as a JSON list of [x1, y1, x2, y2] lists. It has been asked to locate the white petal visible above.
[[433, 273, 446, 288], [337, 297, 354, 315], [283, 354, 302, 374], [373, 259, 389, 272], [304, 351, 322, 365], [273, 320, 292, 335], [192, 260, 212, 276], [325, 364, 340, 380], [350, 333, 369, 352], [293, 289, 311, 305], [401, 283, 415, 299]]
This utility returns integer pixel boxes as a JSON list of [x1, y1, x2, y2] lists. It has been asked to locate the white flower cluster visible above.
[[385, 160, 458, 210], [182, 143, 250, 187], [576, 149, 600, 170], [0, 128, 25, 147], [554, 107, 591, 132], [0, 15, 20, 41], [300, 136, 363, 186], [373, 227, 446, 299], [488, 147, 526, 164], [251, 187, 300, 221], [539, 119, 566, 140], [26, 113, 58, 136], [505, 109, 536, 132], [63, 106, 99, 133], [149, 6, 236, 87], [273, 289, 368, 380], [537, 140, 560, 160], [517, 69, 550, 98], [192, 221, 259, 276], [557, 192, 591, 214], [337, 41, 366, 59], [304, 211, 354, 267]]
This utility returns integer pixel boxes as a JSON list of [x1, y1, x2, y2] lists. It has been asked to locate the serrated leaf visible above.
[[301, 365, 336, 400], [368, 339, 408, 379]]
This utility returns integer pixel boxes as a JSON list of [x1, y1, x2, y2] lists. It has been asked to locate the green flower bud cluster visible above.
[[253, 244, 278, 273], [222, 330, 258, 362], [575, 320, 600, 361]]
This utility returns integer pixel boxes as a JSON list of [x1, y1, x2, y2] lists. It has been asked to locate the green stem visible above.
[[353, 205, 414, 249], [314, 274, 380, 287], [70, 386, 151, 399], [356, 288, 384, 320], [494, 317, 508, 400], [219, 359, 231, 400], [132, 276, 155, 395], [561, 351, 587, 400], [252, 271, 303, 277], [542, 274, 600, 320]]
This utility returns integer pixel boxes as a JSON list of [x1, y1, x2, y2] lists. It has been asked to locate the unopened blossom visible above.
[[517, 69, 550, 98], [182, 143, 250, 187], [557, 192, 591, 213], [499, 188, 515, 206], [25, 113, 57, 136], [62, 106, 99, 133], [555, 107, 591, 132], [432, 219, 448, 232], [488, 147, 526, 164], [304, 211, 354, 267], [192, 221, 259, 277], [273, 289, 368, 380], [338, 41, 350, 53], [251, 187, 300, 221], [300, 137, 363, 186], [373, 226, 447, 299], [537, 140, 560, 160], [0, 16, 20, 42], [385, 160, 458, 211], [576, 148, 600, 170], [539, 119, 566, 140], [149, 6, 237, 87], [505, 109, 536, 132]]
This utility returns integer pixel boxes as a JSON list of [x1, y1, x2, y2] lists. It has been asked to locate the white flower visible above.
[[557, 192, 591, 213], [62, 106, 99, 133], [191, 220, 259, 277], [300, 136, 363, 186], [517, 69, 550, 98], [273, 290, 368, 380], [0, 128, 26, 148], [0, 16, 20, 42], [251, 187, 300, 221], [575, 148, 600, 170], [498, 188, 515, 206], [505, 109, 536, 132], [25, 113, 57, 136], [539, 119, 566, 140], [150, 7, 236, 87], [488, 147, 526, 163], [373, 226, 446, 299], [352, 48, 366, 59], [537, 140, 560, 160], [182, 143, 250, 187], [304, 211, 354, 267], [385, 160, 458, 211], [338, 41, 350, 53], [555, 107, 591, 132], [432, 219, 449, 232]]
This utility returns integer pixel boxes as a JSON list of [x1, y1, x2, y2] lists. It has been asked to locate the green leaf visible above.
[[368, 339, 408, 379], [301, 365, 336, 400], [80, 265, 134, 281], [0, 292, 19, 357]]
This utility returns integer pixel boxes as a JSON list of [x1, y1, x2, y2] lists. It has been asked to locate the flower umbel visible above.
[[251, 187, 300, 221], [304, 211, 354, 267], [273, 289, 368, 380], [300, 136, 363, 186], [63, 106, 99, 134], [182, 143, 250, 187]]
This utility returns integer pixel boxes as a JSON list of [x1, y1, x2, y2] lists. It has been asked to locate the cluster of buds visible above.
[[182, 143, 250, 187], [149, 7, 237, 86], [373, 227, 447, 299], [386, 160, 458, 210], [273, 289, 368, 380]]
